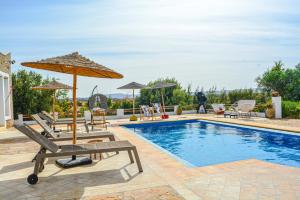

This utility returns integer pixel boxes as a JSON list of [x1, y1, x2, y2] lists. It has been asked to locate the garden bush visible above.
[[282, 101, 300, 118]]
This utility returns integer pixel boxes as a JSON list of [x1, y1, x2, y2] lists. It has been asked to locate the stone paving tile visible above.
[[83, 186, 184, 200], [185, 160, 300, 200], [0, 117, 300, 200], [0, 137, 39, 154]]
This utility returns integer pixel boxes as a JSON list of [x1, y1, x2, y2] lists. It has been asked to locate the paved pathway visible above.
[[0, 116, 299, 199]]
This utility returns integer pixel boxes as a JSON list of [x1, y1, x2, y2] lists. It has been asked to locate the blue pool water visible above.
[[123, 120, 300, 167]]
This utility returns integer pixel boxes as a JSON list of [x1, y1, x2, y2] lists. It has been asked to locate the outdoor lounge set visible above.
[[39, 110, 108, 133], [212, 100, 256, 118], [140, 103, 162, 120], [39, 111, 86, 131], [16, 113, 143, 185]]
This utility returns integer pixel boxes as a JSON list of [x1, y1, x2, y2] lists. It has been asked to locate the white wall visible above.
[[0, 72, 11, 127], [4, 77, 10, 117], [0, 75, 5, 126]]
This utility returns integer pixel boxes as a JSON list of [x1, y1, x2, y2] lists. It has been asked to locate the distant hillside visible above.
[[76, 93, 135, 101], [107, 93, 131, 99]]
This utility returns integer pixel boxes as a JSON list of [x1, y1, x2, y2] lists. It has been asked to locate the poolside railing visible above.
[[59, 103, 264, 118], [16, 103, 266, 124]]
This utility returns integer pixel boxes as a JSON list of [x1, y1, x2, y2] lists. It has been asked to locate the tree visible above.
[[256, 61, 286, 96], [284, 66, 300, 100], [206, 86, 219, 104], [138, 78, 181, 106], [12, 70, 53, 118], [228, 89, 255, 104], [172, 88, 187, 106], [56, 89, 72, 117], [256, 61, 300, 100], [185, 84, 194, 105]]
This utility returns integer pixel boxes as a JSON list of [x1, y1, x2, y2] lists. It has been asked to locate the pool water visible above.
[[123, 120, 300, 167]]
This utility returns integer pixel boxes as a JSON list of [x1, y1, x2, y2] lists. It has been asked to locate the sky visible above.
[[1, 0, 300, 97]]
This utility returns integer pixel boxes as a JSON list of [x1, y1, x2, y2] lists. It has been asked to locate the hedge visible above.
[[282, 101, 300, 119]]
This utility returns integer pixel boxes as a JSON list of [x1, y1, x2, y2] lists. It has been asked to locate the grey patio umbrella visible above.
[[118, 82, 146, 116], [148, 82, 176, 119], [32, 80, 72, 128], [22, 52, 123, 167]]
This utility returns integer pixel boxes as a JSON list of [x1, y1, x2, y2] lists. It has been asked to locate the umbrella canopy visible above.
[[31, 80, 72, 90], [22, 52, 123, 78], [147, 82, 177, 118], [32, 80, 72, 126], [117, 82, 146, 90], [22, 52, 123, 145], [151, 82, 176, 89], [118, 82, 146, 116]]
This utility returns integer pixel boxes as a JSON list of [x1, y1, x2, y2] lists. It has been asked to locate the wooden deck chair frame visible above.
[[32, 114, 115, 142], [40, 111, 86, 132], [84, 110, 109, 133], [31, 114, 118, 162], [15, 124, 143, 185], [139, 105, 153, 121]]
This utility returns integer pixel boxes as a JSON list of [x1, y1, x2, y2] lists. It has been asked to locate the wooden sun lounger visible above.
[[32, 114, 116, 142], [15, 124, 143, 185], [41, 111, 85, 123], [31, 114, 118, 162], [39, 111, 86, 131]]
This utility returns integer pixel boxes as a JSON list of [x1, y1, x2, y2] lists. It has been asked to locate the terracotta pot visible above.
[[272, 91, 279, 97], [176, 107, 183, 115], [265, 108, 275, 118]]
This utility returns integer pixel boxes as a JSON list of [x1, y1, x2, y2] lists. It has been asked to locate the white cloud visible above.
[[2, 0, 300, 96]]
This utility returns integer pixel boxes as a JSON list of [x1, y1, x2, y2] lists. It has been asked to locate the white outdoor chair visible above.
[[237, 100, 256, 117], [140, 105, 153, 120], [211, 104, 225, 114]]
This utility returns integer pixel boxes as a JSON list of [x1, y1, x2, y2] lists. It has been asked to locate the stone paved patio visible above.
[[0, 115, 299, 199]]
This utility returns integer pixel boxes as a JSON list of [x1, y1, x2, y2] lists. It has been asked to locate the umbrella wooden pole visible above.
[[132, 89, 135, 115], [161, 89, 166, 114], [72, 72, 77, 145], [52, 89, 56, 130]]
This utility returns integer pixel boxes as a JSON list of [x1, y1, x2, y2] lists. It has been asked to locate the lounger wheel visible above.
[[27, 174, 38, 185]]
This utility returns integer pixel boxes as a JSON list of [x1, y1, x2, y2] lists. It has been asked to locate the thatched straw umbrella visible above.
[[32, 80, 72, 128], [118, 82, 146, 118], [149, 82, 176, 119], [22, 52, 123, 166]]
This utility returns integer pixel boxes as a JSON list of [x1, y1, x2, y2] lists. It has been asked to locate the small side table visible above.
[[230, 113, 238, 118], [224, 112, 231, 118], [224, 111, 238, 118], [87, 139, 103, 160]]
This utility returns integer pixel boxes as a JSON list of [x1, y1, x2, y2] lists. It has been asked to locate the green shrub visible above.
[[252, 100, 273, 113], [253, 104, 267, 112], [282, 101, 300, 118], [130, 115, 138, 121], [182, 104, 196, 110], [176, 106, 183, 115]]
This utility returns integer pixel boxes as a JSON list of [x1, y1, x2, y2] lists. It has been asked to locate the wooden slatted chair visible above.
[[15, 124, 143, 185], [40, 111, 86, 131]]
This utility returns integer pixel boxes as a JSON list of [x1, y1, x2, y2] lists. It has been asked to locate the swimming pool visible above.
[[122, 120, 300, 167]]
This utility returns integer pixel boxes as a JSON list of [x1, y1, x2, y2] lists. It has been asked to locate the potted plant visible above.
[[130, 115, 138, 121], [271, 90, 279, 97], [176, 105, 183, 115], [265, 101, 275, 119]]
